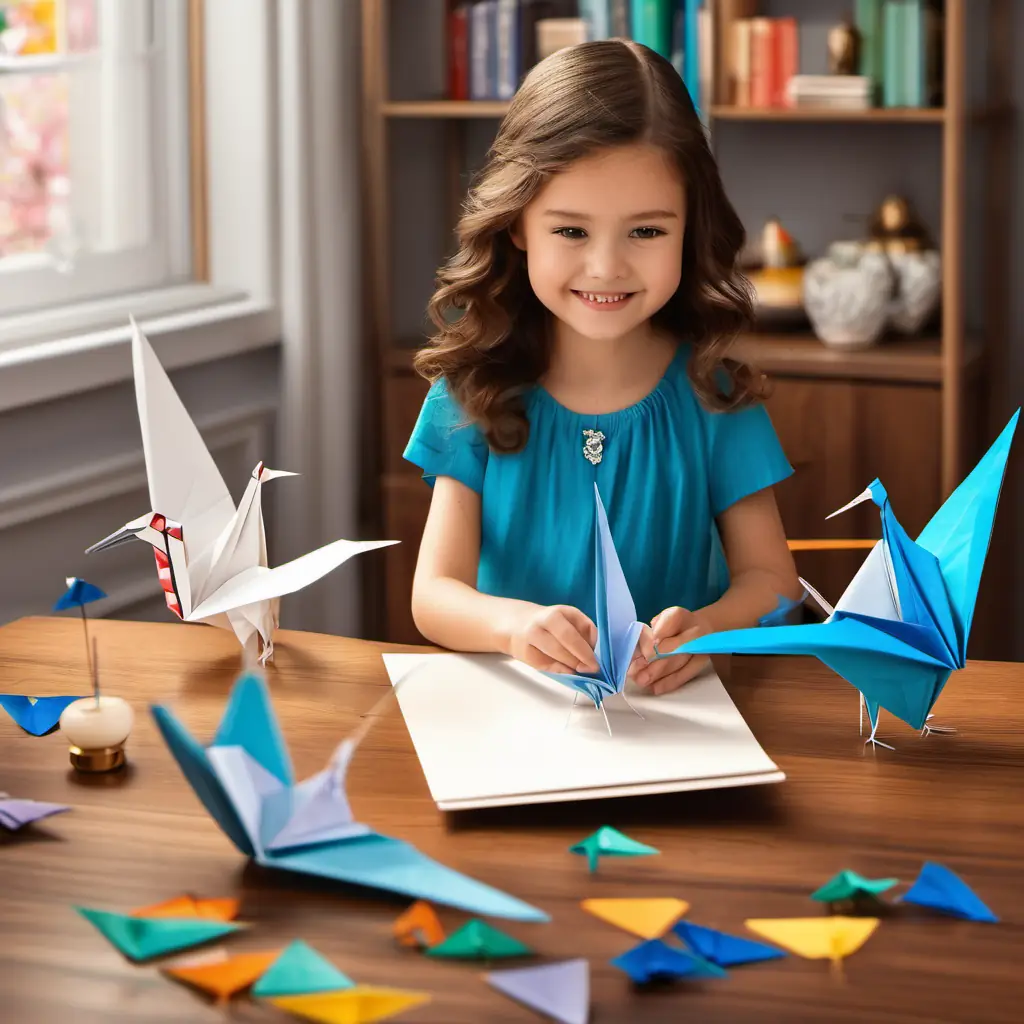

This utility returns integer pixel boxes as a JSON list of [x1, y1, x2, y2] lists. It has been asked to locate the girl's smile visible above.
[[572, 290, 636, 310]]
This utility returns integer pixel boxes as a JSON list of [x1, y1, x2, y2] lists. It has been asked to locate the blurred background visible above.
[[0, 1, 1019, 660]]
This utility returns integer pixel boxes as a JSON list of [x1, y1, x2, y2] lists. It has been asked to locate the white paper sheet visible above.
[[381, 653, 785, 810]]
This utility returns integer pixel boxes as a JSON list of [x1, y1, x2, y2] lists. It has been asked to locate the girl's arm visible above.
[[411, 476, 599, 674]]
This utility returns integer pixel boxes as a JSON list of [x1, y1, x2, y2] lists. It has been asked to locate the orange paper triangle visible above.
[[132, 895, 240, 921], [163, 948, 282, 1000], [581, 897, 689, 939], [393, 901, 445, 948], [268, 986, 432, 1023]]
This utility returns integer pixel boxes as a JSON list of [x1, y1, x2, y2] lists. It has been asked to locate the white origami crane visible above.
[[86, 318, 397, 663]]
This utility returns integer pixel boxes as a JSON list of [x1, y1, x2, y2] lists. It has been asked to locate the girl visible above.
[[404, 39, 803, 696]]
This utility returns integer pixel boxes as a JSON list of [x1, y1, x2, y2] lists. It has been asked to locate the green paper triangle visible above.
[[568, 826, 659, 872], [251, 939, 355, 997], [811, 870, 899, 903], [426, 919, 532, 960], [75, 906, 240, 961]]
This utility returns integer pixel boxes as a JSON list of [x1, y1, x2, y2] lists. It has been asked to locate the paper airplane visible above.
[[75, 905, 243, 961], [811, 870, 898, 905], [665, 410, 1020, 744], [568, 825, 659, 873], [265, 987, 431, 1023], [162, 948, 281, 1002], [151, 671, 549, 922], [425, 919, 532, 960], [900, 861, 998, 922], [744, 917, 879, 965], [540, 485, 645, 735], [85, 318, 397, 664], [611, 939, 726, 984], [673, 921, 786, 967], [484, 959, 590, 1024], [130, 895, 239, 921], [0, 694, 83, 736], [393, 901, 445, 949], [581, 898, 689, 940], [251, 939, 355, 997], [0, 793, 70, 830]]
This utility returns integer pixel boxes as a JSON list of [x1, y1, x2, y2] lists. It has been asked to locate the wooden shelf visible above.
[[709, 105, 946, 123], [382, 100, 511, 118]]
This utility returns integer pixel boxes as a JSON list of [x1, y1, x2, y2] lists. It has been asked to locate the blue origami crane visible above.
[[611, 938, 727, 985], [673, 921, 787, 967], [151, 673, 548, 922], [662, 409, 1019, 746], [540, 484, 645, 735]]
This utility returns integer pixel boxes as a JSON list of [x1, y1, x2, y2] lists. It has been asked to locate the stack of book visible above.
[[785, 74, 873, 111]]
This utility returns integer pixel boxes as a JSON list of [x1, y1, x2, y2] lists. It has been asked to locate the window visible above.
[[0, 0, 192, 317]]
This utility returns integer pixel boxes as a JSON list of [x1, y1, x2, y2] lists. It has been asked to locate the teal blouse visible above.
[[403, 343, 793, 626]]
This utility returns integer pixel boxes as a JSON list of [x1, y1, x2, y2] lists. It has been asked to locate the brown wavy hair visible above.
[[414, 38, 767, 453]]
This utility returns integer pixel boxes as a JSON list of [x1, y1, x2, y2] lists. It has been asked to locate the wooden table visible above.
[[1, 617, 1022, 1023]]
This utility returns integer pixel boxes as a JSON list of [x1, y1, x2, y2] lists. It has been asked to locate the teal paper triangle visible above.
[[213, 673, 293, 785], [811, 869, 899, 903], [569, 826, 659, 872], [251, 939, 355, 997], [426, 919, 532, 960], [75, 906, 240, 961]]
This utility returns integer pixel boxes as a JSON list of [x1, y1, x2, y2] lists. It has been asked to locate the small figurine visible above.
[[867, 194, 931, 255], [761, 216, 801, 269], [827, 19, 860, 75]]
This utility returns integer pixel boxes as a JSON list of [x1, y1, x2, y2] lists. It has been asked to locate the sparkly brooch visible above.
[[582, 429, 605, 466]]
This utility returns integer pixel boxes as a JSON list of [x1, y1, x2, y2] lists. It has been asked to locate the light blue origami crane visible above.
[[662, 409, 1019, 747], [541, 484, 646, 735], [151, 674, 548, 922]]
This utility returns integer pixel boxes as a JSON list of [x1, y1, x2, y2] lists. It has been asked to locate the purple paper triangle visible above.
[[485, 958, 589, 1024], [0, 798, 70, 831]]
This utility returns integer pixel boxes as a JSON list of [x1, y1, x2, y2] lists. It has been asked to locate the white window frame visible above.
[[0, 0, 281, 413]]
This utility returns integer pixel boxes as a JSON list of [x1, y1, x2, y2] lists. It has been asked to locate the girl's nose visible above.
[[584, 238, 629, 282]]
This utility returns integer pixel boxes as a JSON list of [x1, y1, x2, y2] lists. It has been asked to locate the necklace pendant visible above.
[[582, 428, 605, 466]]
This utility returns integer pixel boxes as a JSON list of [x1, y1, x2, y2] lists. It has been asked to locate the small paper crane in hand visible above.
[[85, 319, 397, 665]]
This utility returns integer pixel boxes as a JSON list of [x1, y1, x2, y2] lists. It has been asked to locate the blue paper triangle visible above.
[[0, 694, 82, 736], [611, 939, 727, 984], [213, 673, 293, 785], [251, 939, 354, 996], [53, 577, 107, 611], [673, 921, 786, 967], [901, 861, 998, 922]]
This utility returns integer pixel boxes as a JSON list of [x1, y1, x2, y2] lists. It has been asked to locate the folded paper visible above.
[[484, 959, 590, 1024], [252, 940, 355, 998], [266, 986, 431, 1023], [744, 917, 879, 964], [672, 921, 786, 967], [75, 905, 243, 961], [811, 870, 898, 905], [568, 825, 659, 873], [163, 948, 281, 1001], [151, 672, 548, 922], [581, 898, 689, 939], [425, 919, 532, 960], [0, 794, 70, 830], [666, 410, 1020, 741], [85, 318, 396, 664], [0, 694, 83, 736], [393, 901, 445, 949], [611, 939, 726, 984], [131, 895, 239, 921], [900, 861, 998, 922]]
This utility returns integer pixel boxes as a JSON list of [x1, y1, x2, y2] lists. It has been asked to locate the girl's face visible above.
[[511, 143, 685, 344]]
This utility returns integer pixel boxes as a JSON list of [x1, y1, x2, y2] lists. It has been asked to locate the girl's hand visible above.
[[502, 603, 600, 676], [629, 606, 710, 695]]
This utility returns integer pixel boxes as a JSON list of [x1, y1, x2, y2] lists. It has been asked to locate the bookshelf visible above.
[[360, 0, 1014, 656]]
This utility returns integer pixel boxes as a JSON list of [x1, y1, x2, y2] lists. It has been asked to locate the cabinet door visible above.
[[382, 475, 431, 645], [763, 376, 941, 608]]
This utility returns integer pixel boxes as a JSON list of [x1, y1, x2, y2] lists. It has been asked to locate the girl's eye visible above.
[[631, 226, 666, 239], [553, 227, 587, 240]]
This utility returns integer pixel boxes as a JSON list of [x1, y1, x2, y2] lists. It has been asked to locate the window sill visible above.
[[0, 283, 281, 413]]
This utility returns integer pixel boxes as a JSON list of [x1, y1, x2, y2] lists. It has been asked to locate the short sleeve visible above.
[[403, 378, 489, 494], [705, 401, 793, 517]]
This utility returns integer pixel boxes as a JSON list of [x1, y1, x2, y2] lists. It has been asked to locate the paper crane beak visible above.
[[85, 524, 143, 555]]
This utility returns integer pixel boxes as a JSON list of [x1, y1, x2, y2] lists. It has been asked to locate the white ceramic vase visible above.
[[887, 249, 941, 333], [802, 246, 894, 349]]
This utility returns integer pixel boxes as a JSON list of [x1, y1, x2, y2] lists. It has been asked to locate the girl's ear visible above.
[[509, 218, 526, 251]]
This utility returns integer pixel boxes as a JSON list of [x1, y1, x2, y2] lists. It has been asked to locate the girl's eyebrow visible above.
[[542, 209, 679, 220]]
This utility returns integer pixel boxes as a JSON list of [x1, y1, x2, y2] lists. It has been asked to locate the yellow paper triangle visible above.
[[164, 949, 281, 999], [393, 900, 445, 948], [268, 986, 432, 1024], [745, 917, 880, 961], [581, 898, 689, 939], [132, 895, 239, 921]]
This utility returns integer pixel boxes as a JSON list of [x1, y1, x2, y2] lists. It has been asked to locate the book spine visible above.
[[580, 0, 613, 40], [748, 17, 773, 108], [486, 0, 500, 98], [773, 17, 798, 108], [882, 0, 904, 108], [448, 4, 471, 100], [697, 4, 713, 112], [469, 2, 488, 100], [610, 0, 630, 38], [854, 0, 884, 105], [631, 0, 673, 59], [732, 18, 752, 107], [682, 0, 700, 105], [715, 0, 758, 106], [496, 0, 520, 99], [903, 0, 924, 107]]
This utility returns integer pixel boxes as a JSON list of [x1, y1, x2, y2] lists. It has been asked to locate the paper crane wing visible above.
[[188, 538, 397, 622], [129, 318, 236, 565]]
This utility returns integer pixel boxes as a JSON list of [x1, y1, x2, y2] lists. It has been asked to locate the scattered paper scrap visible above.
[[811, 870, 899, 905], [611, 939, 726, 985], [0, 694, 83, 736], [744, 917, 879, 964], [251, 940, 355, 998], [581, 898, 688, 939], [900, 861, 998, 922], [426, 919, 532, 960], [163, 948, 281, 1002], [393, 901, 445, 949], [484, 959, 590, 1024], [568, 826, 659, 873], [0, 794, 70, 831], [266, 986, 431, 1023], [673, 921, 786, 967], [131, 895, 239, 921], [75, 905, 243, 962]]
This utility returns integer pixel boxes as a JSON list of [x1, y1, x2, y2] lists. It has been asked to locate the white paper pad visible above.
[[381, 653, 785, 811]]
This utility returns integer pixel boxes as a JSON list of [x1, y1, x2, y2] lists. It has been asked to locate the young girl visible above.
[[403, 39, 803, 696]]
